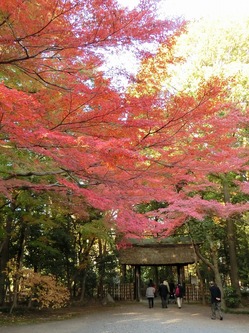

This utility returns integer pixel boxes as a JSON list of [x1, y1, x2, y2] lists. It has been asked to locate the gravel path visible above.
[[1, 299, 249, 333]]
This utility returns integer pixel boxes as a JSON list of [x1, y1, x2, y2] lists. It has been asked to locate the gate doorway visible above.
[[118, 240, 199, 302]]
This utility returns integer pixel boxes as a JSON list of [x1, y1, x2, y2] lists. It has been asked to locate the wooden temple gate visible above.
[[118, 241, 199, 302]]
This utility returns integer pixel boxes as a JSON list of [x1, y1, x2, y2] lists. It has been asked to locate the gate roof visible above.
[[118, 240, 197, 266]]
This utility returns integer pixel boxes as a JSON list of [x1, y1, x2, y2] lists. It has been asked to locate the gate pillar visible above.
[[134, 265, 141, 301]]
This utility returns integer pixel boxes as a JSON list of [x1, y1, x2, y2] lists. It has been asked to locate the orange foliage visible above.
[[6, 259, 70, 309]]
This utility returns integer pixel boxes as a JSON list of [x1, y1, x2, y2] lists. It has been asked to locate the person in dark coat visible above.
[[209, 281, 223, 320], [158, 280, 169, 308]]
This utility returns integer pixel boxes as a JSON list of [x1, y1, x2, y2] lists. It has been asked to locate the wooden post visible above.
[[177, 264, 181, 283], [121, 264, 126, 283], [134, 265, 141, 301]]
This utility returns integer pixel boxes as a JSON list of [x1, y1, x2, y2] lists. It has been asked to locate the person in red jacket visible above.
[[175, 283, 184, 308]]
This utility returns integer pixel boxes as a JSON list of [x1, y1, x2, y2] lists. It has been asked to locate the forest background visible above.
[[0, 0, 248, 313]]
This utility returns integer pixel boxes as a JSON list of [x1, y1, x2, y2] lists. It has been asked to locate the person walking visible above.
[[175, 283, 184, 309], [158, 280, 169, 308], [163, 279, 170, 305], [146, 281, 155, 308], [209, 281, 223, 320]]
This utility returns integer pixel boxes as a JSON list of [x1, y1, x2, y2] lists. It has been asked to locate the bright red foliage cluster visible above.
[[0, 0, 248, 241]]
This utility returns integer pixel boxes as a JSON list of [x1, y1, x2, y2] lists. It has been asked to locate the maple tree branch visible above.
[[0, 4, 144, 66], [12, 2, 77, 43], [0, 44, 67, 65], [151, 157, 185, 168], [2, 167, 103, 188], [33, 70, 70, 90], [12, 63, 71, 91], [0, 2, 77, 66], [2, 170, 66, 180], [192, 242, 215, 272], [187, 222, 216, 271], [140, 87, 217, 145], [0, 16, 10, 27], [50, 98, 122, 131]]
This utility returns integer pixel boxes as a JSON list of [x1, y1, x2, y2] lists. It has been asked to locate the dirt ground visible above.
[[0, 300, 249, 326], [0, 300, 117, 326]]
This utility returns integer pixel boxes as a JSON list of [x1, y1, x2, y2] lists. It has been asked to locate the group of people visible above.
[[146, 279, 184, 309], [146, 279, 223, 320]]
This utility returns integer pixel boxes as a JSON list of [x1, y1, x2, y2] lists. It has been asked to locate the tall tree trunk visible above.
[[227, 216, 241, 299], [0, 215, 12, 305], [97, 239, 104, 299], [79, 270, 87, 302], [78, 238, 95, 302], [10, 223, 27, 314], [222, 178, 242, 303]]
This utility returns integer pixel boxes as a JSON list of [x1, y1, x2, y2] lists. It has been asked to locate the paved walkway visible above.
[[1, 299, 249, 333]]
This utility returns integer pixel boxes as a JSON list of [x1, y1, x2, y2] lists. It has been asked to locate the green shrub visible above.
[[224, 286, 240, 308]]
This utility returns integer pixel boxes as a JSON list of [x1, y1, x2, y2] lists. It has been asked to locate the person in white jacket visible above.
[[146, 282, 155, 308]]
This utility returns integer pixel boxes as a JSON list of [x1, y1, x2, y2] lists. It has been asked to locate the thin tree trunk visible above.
[[192, 242, 226, 310], [10, 275, 19, 314], [212, 246, 225, 309], [195, 262, 206, 305], [0, 200, 15, 306], [222, 178, 242, 303]]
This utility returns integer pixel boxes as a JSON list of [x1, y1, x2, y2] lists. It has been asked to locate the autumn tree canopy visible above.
[[0, 0, 248, 242]]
